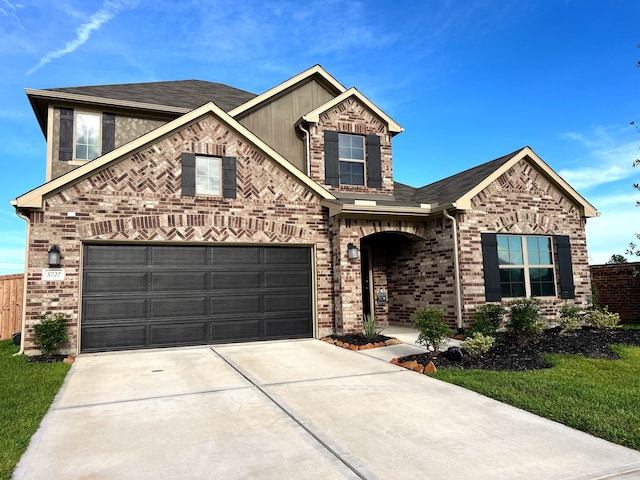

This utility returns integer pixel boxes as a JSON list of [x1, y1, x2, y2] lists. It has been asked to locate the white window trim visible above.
[[338, 133, 366, 186], [195, 155, 222, 196], [74, 111, 102, 161], [498, 235, 557, 298]]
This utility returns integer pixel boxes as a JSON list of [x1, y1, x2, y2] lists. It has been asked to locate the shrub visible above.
[[586, 307, 621, 330], [361, 313, 382, 340], [558, 303, 583, 333], [461, 332, 495, 357], [413, 307, 450, 353], [507, 298, 545, 345], [33, 313, 69, 357], [468, 304, 506, 337]]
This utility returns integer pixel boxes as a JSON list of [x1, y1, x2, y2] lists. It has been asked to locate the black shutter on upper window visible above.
[[324, 130, 340, 186], [181, 153, 196, 196], [102, 113, 116, 155], [556, 235, 576, 299], [366, 134, 382, 188], [59, 108, 74, 161], [222, 156, 237, 199], [481, 233, 502, 302]]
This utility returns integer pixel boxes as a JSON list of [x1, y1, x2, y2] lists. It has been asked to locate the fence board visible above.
[[1, 274, 24, 340]]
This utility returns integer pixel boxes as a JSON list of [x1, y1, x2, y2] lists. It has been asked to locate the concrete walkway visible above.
[[14, 338, 640, 479]]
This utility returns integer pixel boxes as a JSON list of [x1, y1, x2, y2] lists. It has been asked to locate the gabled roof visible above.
[[398, 146, 598, 218], [301, 87, 403, 135], [13, 102, 335, 210], [228, 65, 346, 118]]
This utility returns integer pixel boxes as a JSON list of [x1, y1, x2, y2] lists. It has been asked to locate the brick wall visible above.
[[590, 262, 640, 323], [24, 113, 334, 354]]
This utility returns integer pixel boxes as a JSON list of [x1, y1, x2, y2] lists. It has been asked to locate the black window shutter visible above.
[[222, 156, 237, 199], [556, 235, 575, 299], [481, 233, 502, 302], [181, 153, 196, 196], [366, 134, 382, 188], [59, 108, 74, 161], [324, 130, 339, 186], [102, 113, 116, 155]]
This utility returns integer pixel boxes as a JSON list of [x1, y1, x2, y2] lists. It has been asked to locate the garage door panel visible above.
[[85, 245, 147, 266], [151, 297, 207, 318], [265, 316, 312, 337], [264, 247, 309, 265], [151, 246, 208, 265], [151, 272, 207, 292], [210, 319, 261, 342], [265, 271, 310, 288], [83, 298, 147, 322], [212, 295, 261, 314], [82, 245, 313, 352], [84, 272, 147, 293], [211, 271, 261, 289], [212, 247, 261, 264], [82, 325, 147, 351], [265, 293, 311, 312], [150, 322, 208, 346]]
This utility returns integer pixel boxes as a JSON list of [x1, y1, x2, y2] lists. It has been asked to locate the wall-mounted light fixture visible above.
[[47, 245, 61, 267], [347, 242, 359, 260]]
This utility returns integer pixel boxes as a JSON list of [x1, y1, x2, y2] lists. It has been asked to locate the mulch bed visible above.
[[398, 327, 640, 372], [321, 333, 402, 350], [27, 354, 74, 364]]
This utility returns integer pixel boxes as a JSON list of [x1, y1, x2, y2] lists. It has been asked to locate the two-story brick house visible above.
[[12, 65, 598, 354]]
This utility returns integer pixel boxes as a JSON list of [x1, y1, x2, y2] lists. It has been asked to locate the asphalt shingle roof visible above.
[[395, 147, 526, 206], [47, 79, 257, 112]]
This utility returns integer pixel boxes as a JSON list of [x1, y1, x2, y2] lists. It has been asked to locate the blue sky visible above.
[[0, 0, 638, 274]]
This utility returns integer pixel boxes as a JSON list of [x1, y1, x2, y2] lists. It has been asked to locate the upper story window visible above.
[[75, 113, 101, 160], [196, 156, 221, 196], [338, 134, 365, 186], [497, 235, 555, 297]]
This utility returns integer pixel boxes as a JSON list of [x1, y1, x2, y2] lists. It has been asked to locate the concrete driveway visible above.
[[14, 339, 640, 480]]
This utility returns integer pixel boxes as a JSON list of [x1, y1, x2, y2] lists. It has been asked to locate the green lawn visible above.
[[434, 344, 640, 450], [0, 339, 70, 480]]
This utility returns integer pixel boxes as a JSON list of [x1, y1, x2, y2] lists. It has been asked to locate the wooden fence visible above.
[[1, 274, 24, 340]]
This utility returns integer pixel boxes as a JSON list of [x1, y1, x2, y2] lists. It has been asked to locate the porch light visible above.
[[47, 245, 61, 267], [347, 243, 359, 260]]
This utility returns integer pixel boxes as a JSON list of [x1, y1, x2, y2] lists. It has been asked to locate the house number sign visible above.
[[42, 269, 65, 281]]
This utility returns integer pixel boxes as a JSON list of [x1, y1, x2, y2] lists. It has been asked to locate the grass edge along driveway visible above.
[[0, 339, 70, 480], [434, 344, 640, 451]]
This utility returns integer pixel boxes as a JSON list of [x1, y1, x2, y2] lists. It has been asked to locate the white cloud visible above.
[[26, 0, 138, 75], [0, 248, 24, 275], [558, 126, 639, 190], [0, 0, 24, 29], [586, 205, 640, 264]]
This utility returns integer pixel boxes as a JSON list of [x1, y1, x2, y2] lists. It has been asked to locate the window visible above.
[[195, 156, 221, 196], [75, 113, 101, 160], [338, 134, 365, 186], [497, 235, 555, 297]]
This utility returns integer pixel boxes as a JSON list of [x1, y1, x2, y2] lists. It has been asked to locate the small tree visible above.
[[467, 304, 506, 337], [506, 298, 545, 345], [413, 307, 450, 354], [33, 313, 70, 357], [607, 254, 628, 264]]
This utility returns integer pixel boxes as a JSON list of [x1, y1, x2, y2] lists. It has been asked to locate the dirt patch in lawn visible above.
[[398, 327, 640, 372]]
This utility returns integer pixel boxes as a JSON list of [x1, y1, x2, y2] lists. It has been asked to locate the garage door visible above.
[[81, 244, 313, 352]]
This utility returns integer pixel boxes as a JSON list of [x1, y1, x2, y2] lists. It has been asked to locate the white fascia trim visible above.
[[302, 88, 403, 134], [228, 65, 347, 118]]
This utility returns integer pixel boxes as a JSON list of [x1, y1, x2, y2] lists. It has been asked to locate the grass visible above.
[[0, 339, 70, 480], [434, 344, 640, 450]]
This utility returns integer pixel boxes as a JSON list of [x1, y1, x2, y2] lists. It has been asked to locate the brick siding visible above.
[[590, 262, 640, 323]]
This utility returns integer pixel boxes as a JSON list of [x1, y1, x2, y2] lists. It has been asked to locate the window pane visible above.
[[497, 235, 523, 265], [500, 268, 525, 298], [196, 157, 221, 195], [529, 268, 555, 297], [527, 237, 552, 265], [340, 161, 365, 186], [338, 134, 364, 161], [88, 146, 100, 159]]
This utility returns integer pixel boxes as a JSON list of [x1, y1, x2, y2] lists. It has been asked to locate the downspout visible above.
[[297, 122, 311, 176], [442, 208, 464, 332], [12, 206, 30, 356]]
